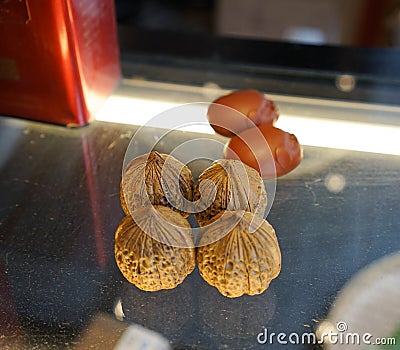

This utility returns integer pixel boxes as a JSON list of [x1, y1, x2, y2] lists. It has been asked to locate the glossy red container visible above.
[[0, 0, 121, 126]]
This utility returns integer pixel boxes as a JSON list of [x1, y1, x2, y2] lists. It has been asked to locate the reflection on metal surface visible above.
[[1, 115, 400, 348], [0, 260, 20, 340], [119, 278, 194, 336], [81, 134, 107, 270], [199, 281, 277, 341], [0, 118, 23, 170]]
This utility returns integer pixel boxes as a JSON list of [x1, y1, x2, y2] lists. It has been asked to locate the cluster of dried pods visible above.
[[115, 151, 195, 292], [115, 151, 281, 298]]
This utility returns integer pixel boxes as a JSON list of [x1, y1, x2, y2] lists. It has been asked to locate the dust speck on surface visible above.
[[120, 131, 133, 140], [108, 141, 117, 150]]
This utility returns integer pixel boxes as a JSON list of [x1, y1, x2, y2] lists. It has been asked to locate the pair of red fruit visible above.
[[207, 89, 303, 179]]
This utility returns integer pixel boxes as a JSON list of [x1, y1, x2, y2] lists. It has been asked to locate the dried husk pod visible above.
[[120, 180, 129, 214], [121, 151, 194, 217], [193, 159, 267, 226], [114, 206, 196, 291], [197, 210, 281, 298]]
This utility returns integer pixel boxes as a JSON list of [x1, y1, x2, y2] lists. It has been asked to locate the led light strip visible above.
[[275, 116, 400, 156], [96, 94, 400, 156]]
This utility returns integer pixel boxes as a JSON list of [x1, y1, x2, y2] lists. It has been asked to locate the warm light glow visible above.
[[96, 95, 181, 126], [275, 116, 400, 156], [96, 94, 400, 156]]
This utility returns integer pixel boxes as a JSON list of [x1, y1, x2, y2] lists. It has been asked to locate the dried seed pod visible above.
[[121, 151, 194, 217], [114, 206, 195, 291], [197, 211, 281, 298], [193, 159, 267, 226], [120, 179, 129, 214]]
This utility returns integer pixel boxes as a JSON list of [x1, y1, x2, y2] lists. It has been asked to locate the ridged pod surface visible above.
[[120, 151, 194, 217], [193, 159, 267, 226], [114, 206, 195, 291], [197, 211, 281, 298]]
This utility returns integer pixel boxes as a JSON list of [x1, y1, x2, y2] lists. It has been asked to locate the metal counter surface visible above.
[[0, 116, 399, 349]]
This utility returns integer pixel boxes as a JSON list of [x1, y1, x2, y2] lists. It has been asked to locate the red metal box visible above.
[[0, 0, 121, 126]]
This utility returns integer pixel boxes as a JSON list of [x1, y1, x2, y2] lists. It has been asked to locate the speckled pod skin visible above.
[[207, 89, 279, 137], [197, 211, 281, 298], [121, 151, 194, 218], [114, 206, 195, 291], [193, 159, 267, 226]]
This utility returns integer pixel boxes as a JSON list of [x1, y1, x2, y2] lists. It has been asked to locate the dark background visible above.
[[114, 0, 400, 105]]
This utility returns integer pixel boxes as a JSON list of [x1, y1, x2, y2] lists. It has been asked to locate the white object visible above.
[[320, 252, 400, 349], [114, 324, 171, 350]]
